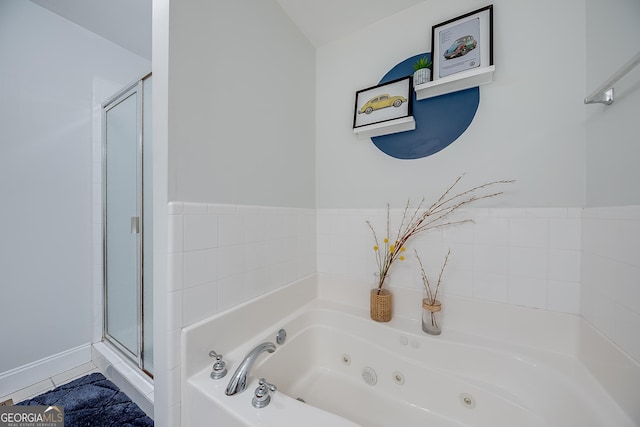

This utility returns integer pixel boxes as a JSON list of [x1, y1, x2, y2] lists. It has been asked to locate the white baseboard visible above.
[[92, 342, 154, 418], [0, 344, 92, 397]]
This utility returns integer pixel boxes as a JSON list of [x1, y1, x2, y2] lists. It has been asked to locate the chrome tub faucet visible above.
[[225, 342, 276, 396]]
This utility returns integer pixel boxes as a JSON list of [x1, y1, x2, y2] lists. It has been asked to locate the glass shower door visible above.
[[104, 87, 141, 361]]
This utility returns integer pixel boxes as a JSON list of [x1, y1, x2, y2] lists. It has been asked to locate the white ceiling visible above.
[[275, 0, 426, 47], [28, 0, 425, 59], [29, 0, 152, 60]]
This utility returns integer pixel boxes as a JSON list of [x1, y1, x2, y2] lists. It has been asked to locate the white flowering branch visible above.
[[416, 248, 450, 304], [366, 175, 513, 292]]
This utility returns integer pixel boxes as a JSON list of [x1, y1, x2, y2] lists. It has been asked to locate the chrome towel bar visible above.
[[584, 50, 640, 105]]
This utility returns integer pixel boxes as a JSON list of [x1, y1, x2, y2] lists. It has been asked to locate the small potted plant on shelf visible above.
[[413, 56, 432, 86]]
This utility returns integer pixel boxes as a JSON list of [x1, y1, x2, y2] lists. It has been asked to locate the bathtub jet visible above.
[[225, 342, 276, 396]]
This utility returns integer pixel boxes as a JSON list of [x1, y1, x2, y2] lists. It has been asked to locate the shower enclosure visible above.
[[102, 73, 153, 376]]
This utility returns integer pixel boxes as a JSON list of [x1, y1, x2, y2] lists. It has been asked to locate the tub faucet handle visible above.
[[209, 350, 227, 380], [252, 378, 277, 408]]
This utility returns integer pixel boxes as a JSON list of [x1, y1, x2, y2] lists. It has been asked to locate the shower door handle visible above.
[[131, 216, 140, 234]]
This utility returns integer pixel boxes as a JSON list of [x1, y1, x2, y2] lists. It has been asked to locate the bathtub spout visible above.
[[225, 342, 276, 396]]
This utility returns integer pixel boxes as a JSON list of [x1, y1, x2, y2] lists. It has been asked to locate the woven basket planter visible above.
[[370, 288, 392, 322]]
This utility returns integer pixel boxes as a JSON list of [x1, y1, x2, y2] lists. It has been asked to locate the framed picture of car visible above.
[[353, 76, 412, 130], [431, 5, 493, 81]]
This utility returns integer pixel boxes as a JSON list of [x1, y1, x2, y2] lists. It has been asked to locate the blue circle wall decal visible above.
[[371, 53, 480, 159]]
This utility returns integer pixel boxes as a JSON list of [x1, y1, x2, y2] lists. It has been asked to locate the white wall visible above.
[[318, 207, 582, 315], [585, 0, 640, 207], [581, 208, 640, 364], [312, 0, 587, 316], [168, 0, 316, 208], [160, 0, 317, 424], [0, 0, 149, 388], [151, 0, 170, 423], [581, 0, 640, 366], [316, 0, 586, 209], [168, 203, 315, 325]]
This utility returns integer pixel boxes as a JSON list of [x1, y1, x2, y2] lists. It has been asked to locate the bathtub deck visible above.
[[181, 279, 638, 427]]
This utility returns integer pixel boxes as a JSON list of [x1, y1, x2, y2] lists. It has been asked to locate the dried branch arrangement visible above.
[[366, 175, 513, 292], [416, 248, 450, 305]]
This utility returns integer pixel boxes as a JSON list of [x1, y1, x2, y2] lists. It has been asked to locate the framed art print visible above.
[[353, 76, 412, 129], [431, 5, 493, 81]]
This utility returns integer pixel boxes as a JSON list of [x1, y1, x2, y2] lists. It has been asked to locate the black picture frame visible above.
[[431, 5, 493, 81], [353, 76, 412, 129]]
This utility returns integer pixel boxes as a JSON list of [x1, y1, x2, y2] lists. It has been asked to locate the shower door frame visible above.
[[101, 73, 152, 375]]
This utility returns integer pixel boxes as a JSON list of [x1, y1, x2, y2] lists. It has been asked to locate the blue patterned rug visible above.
[[17, 372, 153, 426]]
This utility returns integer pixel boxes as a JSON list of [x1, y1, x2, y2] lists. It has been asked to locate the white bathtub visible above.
[[182, 278, 636, 427]]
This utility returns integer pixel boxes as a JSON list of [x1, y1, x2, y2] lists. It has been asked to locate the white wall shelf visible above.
[[353, 116, 416, 138], [415, 65, 495, 100]]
